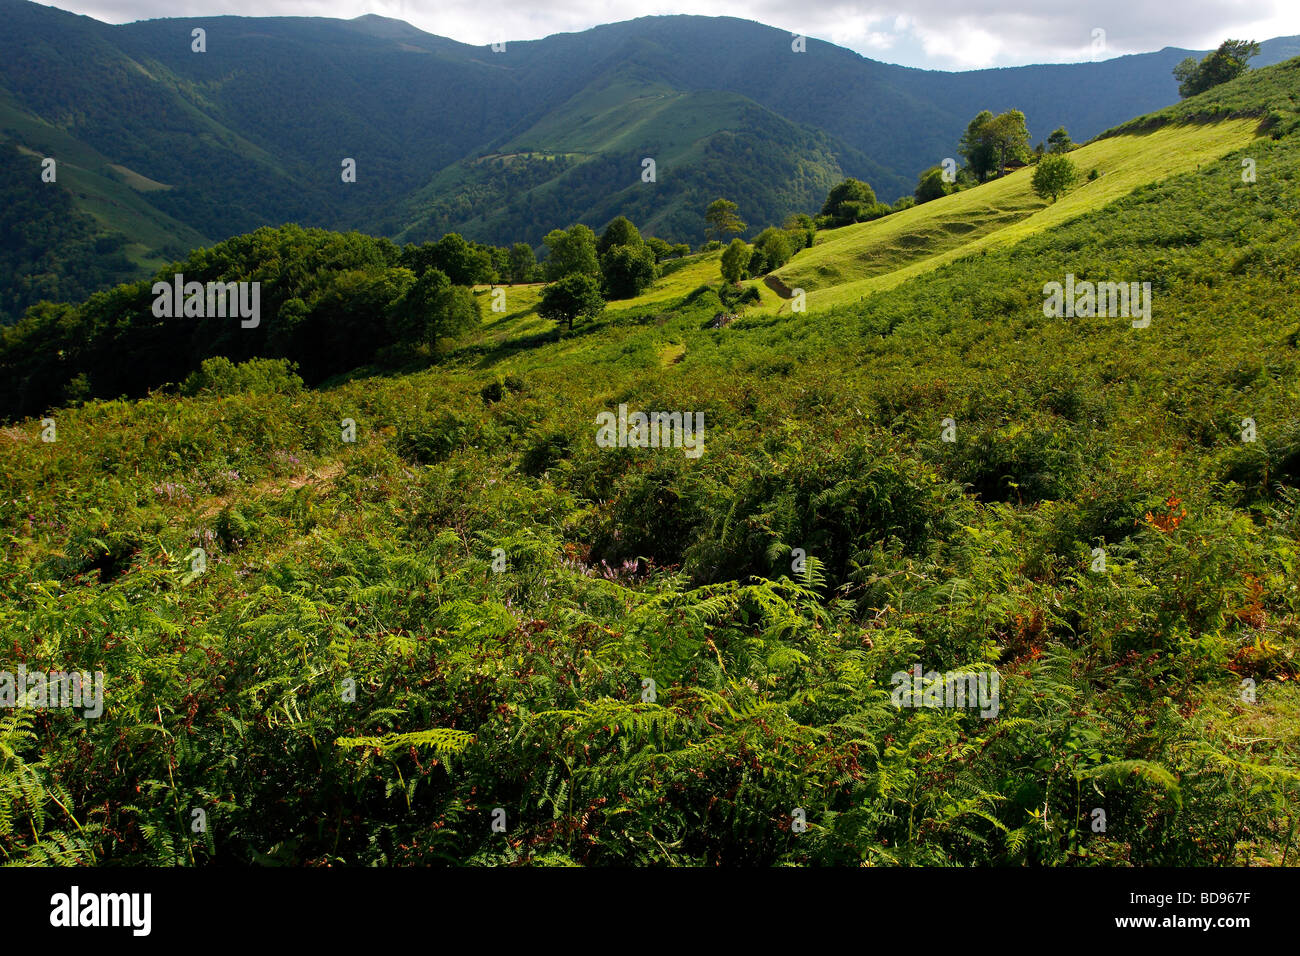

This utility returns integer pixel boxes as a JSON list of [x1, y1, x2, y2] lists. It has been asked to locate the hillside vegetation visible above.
[[5, 0, 1299, 321], [2, 59, 1299, 867], [773, 118, 1261, 310]]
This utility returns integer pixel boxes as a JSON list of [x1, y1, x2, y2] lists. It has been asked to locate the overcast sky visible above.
[[38, 0, 1300, 70]]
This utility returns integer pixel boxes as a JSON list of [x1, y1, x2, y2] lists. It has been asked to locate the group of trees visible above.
[[16, 34, 1259, 403], [396, 231, 548, 286], [716, 209, 819, 284], [537, 214, 682, 330], [909, 110, 1082, 207], [0, 225, 490, 417], [1174, 39, 1259, 98], [959, 109, 1033, 183], [902, 37, 1260, 213]]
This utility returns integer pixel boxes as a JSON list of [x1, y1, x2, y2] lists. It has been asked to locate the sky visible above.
[[37, 0, 1300, 70]]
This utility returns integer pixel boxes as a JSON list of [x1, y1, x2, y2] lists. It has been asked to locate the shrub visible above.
[[181, 356, 304, 397], [720, 238, 750, 283]]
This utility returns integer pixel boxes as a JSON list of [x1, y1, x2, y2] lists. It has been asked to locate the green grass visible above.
[[774, 118, 1261, 310], [465, 119, 1261, 336], [607, 252, 722, 311]]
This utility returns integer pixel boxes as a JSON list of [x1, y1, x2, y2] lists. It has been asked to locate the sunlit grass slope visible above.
[[775, 118, 1261, 310], [469, 118, 1262, 337]]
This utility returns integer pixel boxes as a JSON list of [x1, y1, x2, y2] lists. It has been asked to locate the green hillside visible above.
[[2, 52, 1300, 869], [775, 117, 1262, 310], [7, 0, 1297, 325], [396, 79, 858, 245]]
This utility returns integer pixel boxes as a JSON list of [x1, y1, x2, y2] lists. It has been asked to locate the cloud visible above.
[[35, 0, 1300, 69]]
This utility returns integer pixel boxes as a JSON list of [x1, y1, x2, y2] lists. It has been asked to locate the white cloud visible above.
[[35, 0, 1300, 69]]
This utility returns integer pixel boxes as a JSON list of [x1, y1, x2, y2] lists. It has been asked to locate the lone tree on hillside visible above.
[[1046, 127, 1073, 153], [601, 244, 657, 299], [1031, 155, 1079, 202], [596, 215, 657, 299], [720, 238, 749, 284], [914, 165, 954, 204], [705, 198, 746, 242], [820, 177, 889, 226], [961, 109, 1030, 181], [1173, 40, 1259, 98], [539, 272, 604, 331]]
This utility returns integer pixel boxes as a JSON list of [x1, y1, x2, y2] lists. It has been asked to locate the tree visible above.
[[506, 243, 536, 283], [542, 224, 600, 282], [425, 233, 494, 285], [538, 272, 604, 330], [720, 238, 749, 284], [959, 110, 999, 182], [705, 198, 746, 242], [386, 267, 448, 344], [1046, 127, 1073, 154], [596, 215, 656, 299], [914, 166, 954, 204], [820, 178, 887, 226], [601, 243, 657, 299], [1174, 39, 1259, 98], [430, 285, 482, 346], [597, 216, 644, 257], [1031, 155, 1078, 202], [387, 269, 480, 354], [645, 237, 674, 263], [749, 227, 793, 275], [783, 213, 816, 250], [982, 110, 1031, 177]]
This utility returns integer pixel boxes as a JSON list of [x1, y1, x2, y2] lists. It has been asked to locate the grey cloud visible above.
[[34, 0, 1300, 68]]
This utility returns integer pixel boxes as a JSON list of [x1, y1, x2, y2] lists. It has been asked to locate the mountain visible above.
[[1, 0, 1296, 323]]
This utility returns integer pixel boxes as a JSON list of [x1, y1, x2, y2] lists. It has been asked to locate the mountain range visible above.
[[2, 0, 1298, 323]]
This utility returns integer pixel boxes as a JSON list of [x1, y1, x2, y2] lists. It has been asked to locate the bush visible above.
[[720, 238, 750, 283], [181, 357, 304, 397], [520, 429, 573, 477], [396, 410, 476, 464], [719, 283, 760, 310], [684, 436, 960, 585], [480, 374, 526, 404]]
